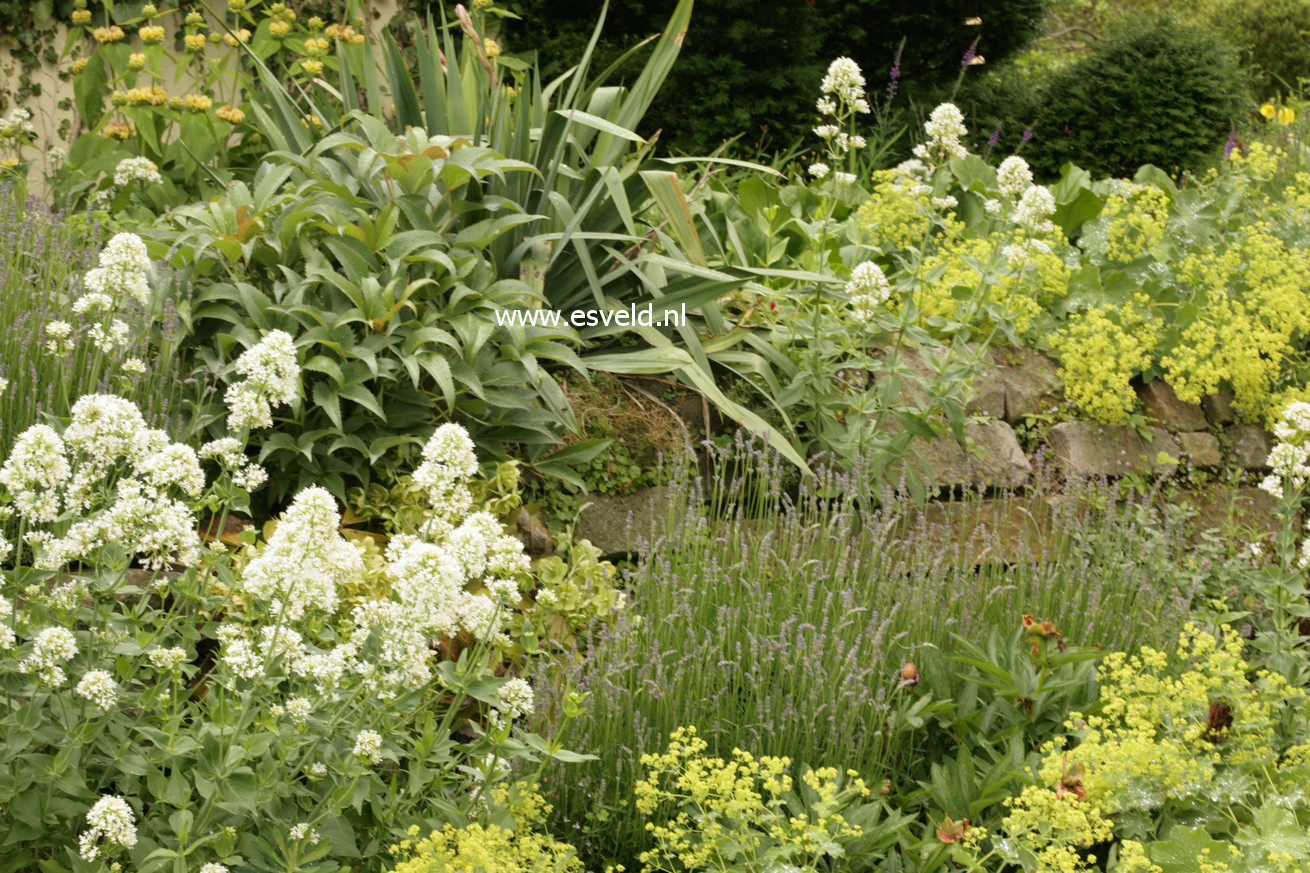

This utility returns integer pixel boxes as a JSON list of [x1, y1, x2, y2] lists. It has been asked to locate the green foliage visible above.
[[541, 445, 1198, 869], [0, 190, 185, 462], [1201, 0, 1310, 95], [504, 0, 1048, 154], [167, 120, 586, 505], [1024, 17, 1248, 178], [0, 396, 592, 871]]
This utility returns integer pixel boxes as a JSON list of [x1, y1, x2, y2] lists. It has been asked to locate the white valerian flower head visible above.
[[0, 424, 70, 522], [221, 638, 264, 681], [912, 102, 969, 163], [19, 626, 78, 685], [121, 357, 148, 375], [112, 156, 163, 187], [932, 195, 958, 210], [844, 261, 892, 323], [76, 669, 119, 711], [45, 320, 74, 355], [0, 596, 17, 650], [816, 96, 837, 116], [146, 646, 188, 670], [78, 795, 138, 861], [1012, 184, 1056, 234], [199, 865, 230, 873], [808, 162, 830, 179], [984, 198, 1003, 215], [288, 823, 319, 844], [353, 728, 383, 763], [82, 232, 152, 308], [1273, 401, 1310, 442], [996, 155, 1033, 199], [241, 486, 363, 620], [285, 696, 313, 725], [833, 171, 857, 185], [820, 56, 868, 111], [413, 423, 479, 523], [224, 330, 301, 430], [497, 677, 535, 720]]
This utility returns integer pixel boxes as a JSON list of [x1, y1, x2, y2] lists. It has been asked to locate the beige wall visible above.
[[1, 0, 399, 180]]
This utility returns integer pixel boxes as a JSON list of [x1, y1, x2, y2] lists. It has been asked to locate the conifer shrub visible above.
[[1023, 18, 1247, 178]]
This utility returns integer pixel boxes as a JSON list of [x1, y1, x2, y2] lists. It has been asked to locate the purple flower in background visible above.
[[1021, 126, 1034, 143], [987, 124, 1002, 148], [1223, 129, 1240, 159], [961, 45, 977, 67], [886, 61, 901, 101]]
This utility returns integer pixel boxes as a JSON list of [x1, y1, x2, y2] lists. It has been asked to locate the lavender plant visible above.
[[0, 188, 186, 462], [538, 438, 1199, 868]]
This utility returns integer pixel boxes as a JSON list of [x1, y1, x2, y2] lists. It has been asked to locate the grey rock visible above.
[[1138, 380, 1208, 432], [1182, 487, 1285, 539], [967, 348, 1063, 423], [1227, 424, 1272, 470], [1046, 421, 1180, 477], [1202, 392, 1236, 425], [574, 485, 674, 557], [900, 419, 1031, 489], [1177, 431, 1222, 467]]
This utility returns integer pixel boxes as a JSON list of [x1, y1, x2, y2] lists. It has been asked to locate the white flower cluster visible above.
[[241, 487, 363, 620], [19, 627, 78, 685], [413, 423, 480, 531], [200, 437, 268, 493], [0, 395, 205, 570], [996, 156, 1034, 199], [75, 669, 119, 711], [1012, 185, 1056, 235], [913, 103, 969, 164], [112, 156, 163, 187], [353, 728, 382, 764], [225, 330, 301, 430], [45, 320, 74, 355], [147, 646, 188, 670], [812, 125, 867, 155], [0, 597, 15, 650], [0, 107, 35, 140], [78, 795, 138, 861], [288, 823, 319, 844], [1261, 402, 1310, 501], [81, 233, 152, 311], [819, 57, 870, 114], [88, 319, 131, 353], [845, 261, 892, 323]]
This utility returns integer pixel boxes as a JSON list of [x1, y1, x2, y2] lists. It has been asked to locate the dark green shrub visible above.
[[1024, 17, 1248, 178], [1203, 0, 1310, 94], [502, 0, 1048, 154]]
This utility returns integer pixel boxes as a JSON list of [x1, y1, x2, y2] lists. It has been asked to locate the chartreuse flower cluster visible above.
[[385, 783, 590, 873], [993, 622, 1310, 873], [633, 725, 873, 872], [1050, 294, 1160, 423]]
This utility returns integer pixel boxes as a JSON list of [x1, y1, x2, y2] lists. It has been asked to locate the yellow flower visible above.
[[302, 59, 324, 76], [72, 57, 90, 74], [140, 25, 165, 44], [101, 122, 136, 140], [181, 93, 213, 113], [92, 25, 125, 43], [184, 33, 206, 52], [127, 53, 146, 71], [484, 37, 501, 58], [0, 158, 18, 170], [71, 9, 92, 24], [1260, 103, 1277, 120], [185, 11, 204, 26], [1278, 106, 1296, 125], [269, 19, 291, 38], [304, 37, 330, 56], [223, 29, 252, 47], [216, 104, 246, 124]]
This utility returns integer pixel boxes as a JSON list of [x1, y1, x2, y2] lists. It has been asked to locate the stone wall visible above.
[[575, 350, 1283, 560]]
